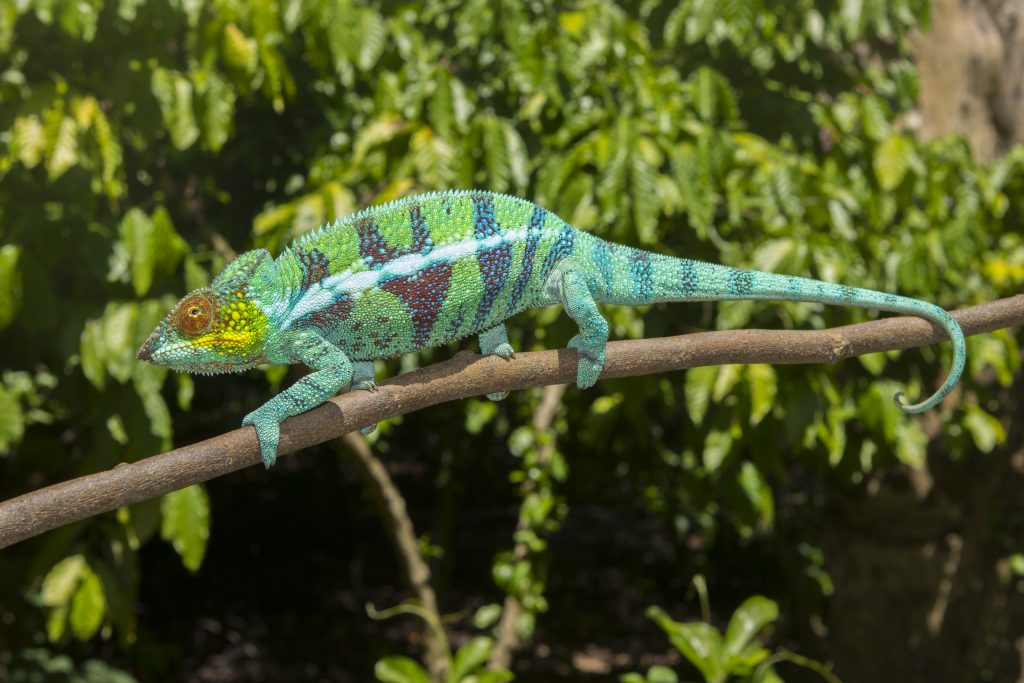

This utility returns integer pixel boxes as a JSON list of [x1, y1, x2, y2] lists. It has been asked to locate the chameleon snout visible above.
[[136, 337, 155, 362]]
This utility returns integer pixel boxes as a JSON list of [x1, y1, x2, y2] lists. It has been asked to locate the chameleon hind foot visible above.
[[479, 324, 514, 401], [350, 361, 379, 432], [561, 272, 609, 390]]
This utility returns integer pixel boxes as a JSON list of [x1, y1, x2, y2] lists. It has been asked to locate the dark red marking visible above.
[[299, 248, 331, 290], [381, 262, 454, 346]]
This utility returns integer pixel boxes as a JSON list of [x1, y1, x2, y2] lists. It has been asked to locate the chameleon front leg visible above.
[[242, 330, 353, 468], [479, 323, 514, 401], [560, 271, 609, 390]]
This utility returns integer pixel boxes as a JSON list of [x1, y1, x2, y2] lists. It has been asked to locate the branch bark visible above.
[[1, 295, 1022, 550]]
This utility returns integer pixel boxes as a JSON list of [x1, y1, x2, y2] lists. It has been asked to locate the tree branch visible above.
[[1, 295, 1022, 550]]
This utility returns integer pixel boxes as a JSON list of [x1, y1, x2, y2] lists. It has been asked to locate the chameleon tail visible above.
[[584, 235, 965, 413]]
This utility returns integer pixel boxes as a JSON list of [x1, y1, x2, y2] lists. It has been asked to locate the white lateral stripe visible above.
[[282, 229, 529, 329]]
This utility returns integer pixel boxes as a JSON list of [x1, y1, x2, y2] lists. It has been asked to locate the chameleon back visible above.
[[261, 190, 575, 360]]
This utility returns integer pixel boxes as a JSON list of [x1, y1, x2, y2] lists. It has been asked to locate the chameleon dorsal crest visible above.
[[212, 249, 271, 290]]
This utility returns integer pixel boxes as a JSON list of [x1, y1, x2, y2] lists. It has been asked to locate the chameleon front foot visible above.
[[242, 407, 282, 469]]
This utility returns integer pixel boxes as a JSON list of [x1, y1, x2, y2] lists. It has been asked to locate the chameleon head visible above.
[[137, 249, 274, 375], [137, 288, 269, 374]]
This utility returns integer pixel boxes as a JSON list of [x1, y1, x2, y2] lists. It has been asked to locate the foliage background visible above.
[[1, 0, 1024, 681]]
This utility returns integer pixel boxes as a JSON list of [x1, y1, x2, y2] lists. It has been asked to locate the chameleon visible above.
[[137, 190, 966, 468]]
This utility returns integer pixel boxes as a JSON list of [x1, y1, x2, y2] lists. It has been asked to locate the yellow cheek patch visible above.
[[194, 296, 268, 357]]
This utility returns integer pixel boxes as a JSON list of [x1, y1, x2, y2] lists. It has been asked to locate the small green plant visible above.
[[368, 601, 514, 683], [622, 577, 840, 683]]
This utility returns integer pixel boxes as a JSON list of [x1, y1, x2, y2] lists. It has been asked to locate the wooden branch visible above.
[[1, 295, 1022, 550], [342, 432, 449, 680]]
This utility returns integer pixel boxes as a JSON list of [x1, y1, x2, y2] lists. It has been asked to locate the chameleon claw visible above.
[[352, 379, 379, 393]]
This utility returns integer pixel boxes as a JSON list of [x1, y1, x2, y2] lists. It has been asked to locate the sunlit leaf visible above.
[[722, 595, 778, 664], [374, 656, 431, 683], [151, 67, 199, 150], [69, 567, 105, 640], [646, 606, 724, 682], [41, 555, 86, 607], [449, 636, 493, 681], [963, 405, 1006, 453], [874, 134, 913, 190], [161, 484, 211, 572], [0, 383, 24, 453], [0, 245, 21, 329], [747, 364, 777, 425], [685, 365, 718, 426]]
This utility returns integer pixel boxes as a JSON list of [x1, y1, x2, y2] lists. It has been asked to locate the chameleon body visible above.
[[138, 190, 966, 467]]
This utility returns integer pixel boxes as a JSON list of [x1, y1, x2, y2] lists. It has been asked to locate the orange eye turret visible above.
[[175, 293, 215, 336]]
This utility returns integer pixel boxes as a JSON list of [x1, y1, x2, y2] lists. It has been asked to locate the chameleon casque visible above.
[[138, 190, 966, 467]]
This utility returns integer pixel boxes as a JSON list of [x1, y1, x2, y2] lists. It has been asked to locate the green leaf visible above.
[[703, 429, 733, 473], [0, 383, 24, 453], [120, 207, 186, 295], [646, 665, 679, 683], [746, 364, 777, 426], [963, 405, 1005, 453], [449, 636, 493, 682], [737, 462, 774, 531], [0, 245, 21, 329], [646, 606, 724, 682], [12, 115, 46, 168], [685, 365, 718, 426], [119, 208, 155, 296], [874, 135, 913, 190], [69, 566, 105, 640], [221, 23, 258, 76], [198, 69, 236, 151], [356, 9, 386, 70], [41, 555, 87, 607], [473, 603, 502, 629], [151, 67, 199, 150], [894, 420, 927, 468], [46, 116, 79, 180], [161, 484, 211, 572], [712, 364, 742, 402], [722, 596, 778, 665], [374, 656, 432, 683]]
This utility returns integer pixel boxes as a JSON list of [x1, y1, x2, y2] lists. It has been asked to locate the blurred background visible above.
[[2, 0, 1024, 681]]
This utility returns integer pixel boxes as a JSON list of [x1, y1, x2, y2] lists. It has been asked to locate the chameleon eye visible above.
[[175, 294, 214, 336]]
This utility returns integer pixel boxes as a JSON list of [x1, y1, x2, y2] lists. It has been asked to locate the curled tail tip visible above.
[[893, 390, 937, 414]]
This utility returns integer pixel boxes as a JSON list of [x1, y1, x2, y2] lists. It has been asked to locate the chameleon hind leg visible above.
[[479, 324, 514, 401], [560, 271, 609, 390], [351, 360, 379, 434], [242, 330, 353, 468]]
